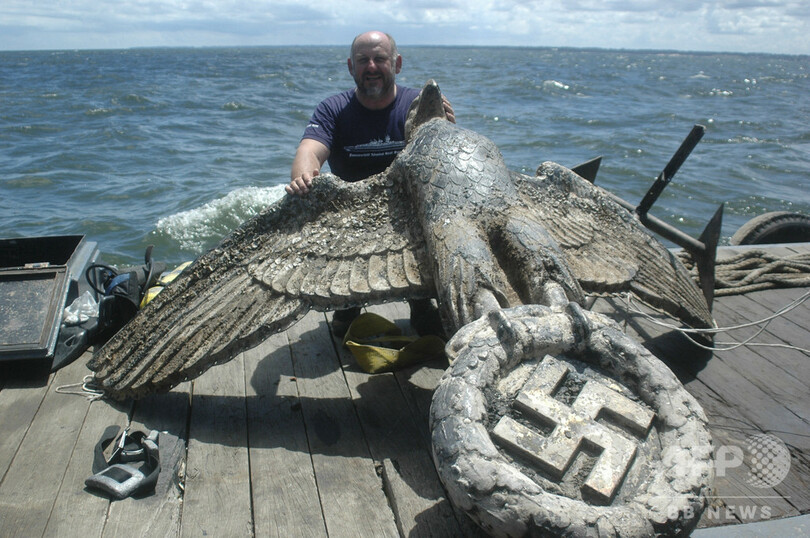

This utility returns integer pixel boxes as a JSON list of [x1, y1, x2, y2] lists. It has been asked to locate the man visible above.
[[286, 30, 455, 336], [287, 30, 454, 194]]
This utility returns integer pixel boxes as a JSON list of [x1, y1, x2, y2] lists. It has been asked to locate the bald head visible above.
[[351, 31, 398, 59]]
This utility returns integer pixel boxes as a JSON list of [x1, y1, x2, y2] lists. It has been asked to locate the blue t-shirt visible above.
[[302, 85, 420, 182]]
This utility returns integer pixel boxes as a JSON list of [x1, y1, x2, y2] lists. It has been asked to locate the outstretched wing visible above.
[[88, 173, 434, 399], [516, 162, 713, 329]]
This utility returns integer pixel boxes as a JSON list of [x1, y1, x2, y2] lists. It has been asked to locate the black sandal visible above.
[[85, 425, 161, 500]]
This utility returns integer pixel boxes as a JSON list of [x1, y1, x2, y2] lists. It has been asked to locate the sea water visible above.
[[2, 46, 808, 266]]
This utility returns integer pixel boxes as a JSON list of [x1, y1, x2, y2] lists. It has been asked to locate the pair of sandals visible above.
[[85, 426, 161, 500]]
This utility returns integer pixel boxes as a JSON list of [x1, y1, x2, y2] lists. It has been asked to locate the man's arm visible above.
[[287, 138, 330, 196]]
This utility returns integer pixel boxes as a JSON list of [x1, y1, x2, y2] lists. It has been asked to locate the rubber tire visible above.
[[730, 211, 810, 245]]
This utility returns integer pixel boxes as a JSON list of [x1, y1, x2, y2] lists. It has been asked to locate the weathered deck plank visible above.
[[0, 367, 53, 486], [287, 310, 399, 538], [711, 299, 810, 422], [244, 331, 327, 538], [0, 357, 99, 536], [181, 354, 253, 537]]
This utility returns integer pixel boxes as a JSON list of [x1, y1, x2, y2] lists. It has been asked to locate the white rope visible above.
[[55, 374, 106, 401], [621, 291, 810, 356]]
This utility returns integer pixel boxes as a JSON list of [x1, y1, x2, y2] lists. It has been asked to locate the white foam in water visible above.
[[155, 185, 287, 253], [544, 80, 570, 90]]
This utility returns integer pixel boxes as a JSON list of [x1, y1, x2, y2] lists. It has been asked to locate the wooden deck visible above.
[[1, 244, 808, 537]]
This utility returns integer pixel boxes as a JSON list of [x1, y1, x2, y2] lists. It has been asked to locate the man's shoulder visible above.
[[397, 85, 420, 102]]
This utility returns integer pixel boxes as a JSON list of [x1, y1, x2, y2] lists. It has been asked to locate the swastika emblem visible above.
[[492, 355, 655, 503]]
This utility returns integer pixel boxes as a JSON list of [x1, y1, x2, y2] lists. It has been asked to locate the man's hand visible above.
[[288, 138, 330, 197], [286, 170, 318, 196]]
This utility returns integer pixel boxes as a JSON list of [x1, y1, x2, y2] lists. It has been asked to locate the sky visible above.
[[1, 0, 808, 55]]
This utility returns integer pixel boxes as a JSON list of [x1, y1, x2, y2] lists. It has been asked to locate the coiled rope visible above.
[[678, 249, 810, 296]]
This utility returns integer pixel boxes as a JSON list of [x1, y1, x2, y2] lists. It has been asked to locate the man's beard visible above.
[[355, 74, 394, 99]]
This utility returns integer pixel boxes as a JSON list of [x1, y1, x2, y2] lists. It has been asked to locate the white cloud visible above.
[[0, 0, 807, 53]]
